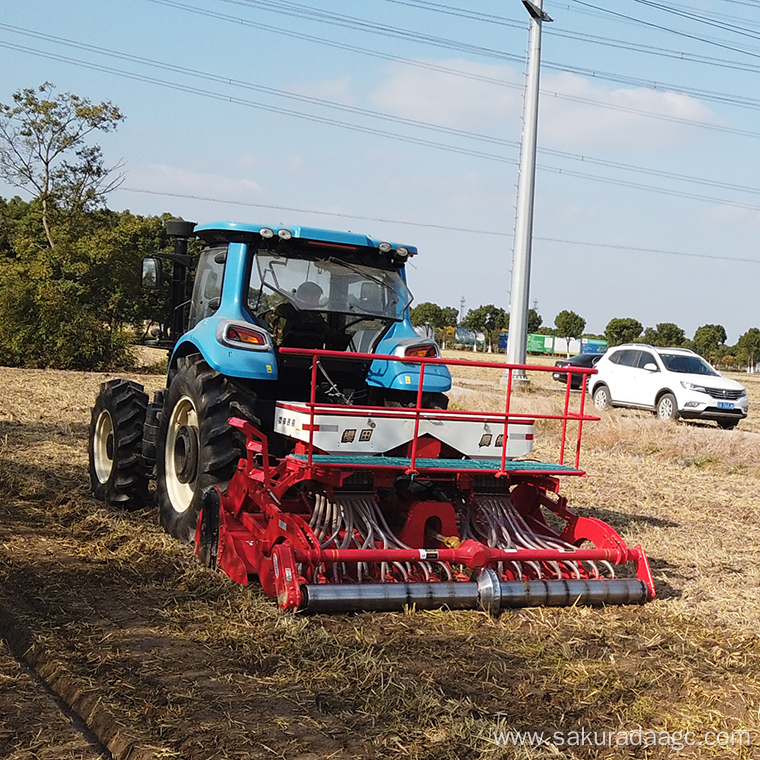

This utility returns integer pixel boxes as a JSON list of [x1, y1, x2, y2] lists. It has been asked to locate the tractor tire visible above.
[[88, 379, 149, 510], [155, 353, 259, 543]]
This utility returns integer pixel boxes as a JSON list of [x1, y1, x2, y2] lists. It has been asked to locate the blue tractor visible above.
[[88, 220, 451, 542]]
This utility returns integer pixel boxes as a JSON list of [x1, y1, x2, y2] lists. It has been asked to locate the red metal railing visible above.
[[278, 347, 599, 474]]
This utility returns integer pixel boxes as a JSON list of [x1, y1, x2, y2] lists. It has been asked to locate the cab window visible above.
[[188, 245, 227, 329]]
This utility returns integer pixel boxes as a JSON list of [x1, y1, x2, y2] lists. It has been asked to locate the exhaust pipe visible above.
[[301, 570, 648, 614]]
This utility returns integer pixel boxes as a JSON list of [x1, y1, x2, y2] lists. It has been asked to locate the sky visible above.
[[1, 0, 760, 341]]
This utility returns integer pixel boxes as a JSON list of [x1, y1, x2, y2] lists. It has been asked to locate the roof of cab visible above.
[[193, 221, 418, 254]]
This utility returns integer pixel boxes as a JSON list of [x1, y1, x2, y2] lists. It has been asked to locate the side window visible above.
[[617, 350, 640, 367], [188, 245, 227, 329], [608, 351, 622, 365], [637, 351, 657, 369]]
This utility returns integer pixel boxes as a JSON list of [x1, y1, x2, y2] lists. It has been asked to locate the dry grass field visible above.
[[2, 351, 760, 758]]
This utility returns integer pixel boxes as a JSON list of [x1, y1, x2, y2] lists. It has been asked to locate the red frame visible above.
[[197, 348, 656, 610], [279, 347, 599, 475]]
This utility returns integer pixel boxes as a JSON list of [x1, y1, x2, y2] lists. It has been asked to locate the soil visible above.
[[1, 361, 760, 759]]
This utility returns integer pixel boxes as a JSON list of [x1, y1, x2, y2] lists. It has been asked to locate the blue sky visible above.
[[2, 0, 760, 341]]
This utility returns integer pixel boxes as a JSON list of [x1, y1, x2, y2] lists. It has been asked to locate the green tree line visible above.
[[0, 83, 174, 370]]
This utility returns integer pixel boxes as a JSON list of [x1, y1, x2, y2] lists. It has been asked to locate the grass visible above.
[[1, 353, 760, 758]]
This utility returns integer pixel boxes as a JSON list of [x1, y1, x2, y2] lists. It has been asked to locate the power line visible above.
[[8, 22, 760, 199], [118, 186, 760, 265], [8, 29, 760, 210], [382, 0, 760, 76], [569, 0, 760, 60], [632, 0, 760, 44], [146, 0, 760, 137], [209, 0, 760, 113]]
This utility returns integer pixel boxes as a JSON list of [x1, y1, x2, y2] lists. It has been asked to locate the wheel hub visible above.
[[93, 409, 114, 484], [165, 395, 200, 514], [174, 424, 199, 484]]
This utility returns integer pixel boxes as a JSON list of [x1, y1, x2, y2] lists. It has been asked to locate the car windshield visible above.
[[658, 353, 719, 376], [249, 251, 411, 320]]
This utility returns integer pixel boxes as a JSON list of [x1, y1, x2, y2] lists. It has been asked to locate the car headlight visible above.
[[680, 381, 708, 393]]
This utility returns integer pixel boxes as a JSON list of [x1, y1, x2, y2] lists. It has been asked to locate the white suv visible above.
[[589, 344, 748, 429]]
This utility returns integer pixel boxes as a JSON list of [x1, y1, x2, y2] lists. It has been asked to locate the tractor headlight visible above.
[[259, 227, 275, 239], [378, 242, 392, 253], [278, 229, 292, 240], [395, 246, 409, 259]]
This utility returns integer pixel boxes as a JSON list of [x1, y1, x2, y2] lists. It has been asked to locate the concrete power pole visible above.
[[506, 0, 552, 381]]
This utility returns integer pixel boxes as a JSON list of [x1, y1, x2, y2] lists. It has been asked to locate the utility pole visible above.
[[506, 0, 552, 382]]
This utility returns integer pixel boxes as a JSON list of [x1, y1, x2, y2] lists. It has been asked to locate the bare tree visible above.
[[0, 83, 124, 248]]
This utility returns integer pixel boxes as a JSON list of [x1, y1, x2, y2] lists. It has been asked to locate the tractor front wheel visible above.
[[155, 354, 258, 542], [88, 379, 149, 510]]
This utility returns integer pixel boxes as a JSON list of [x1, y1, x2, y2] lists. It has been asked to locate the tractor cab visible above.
[[145, 221, 451, 410]]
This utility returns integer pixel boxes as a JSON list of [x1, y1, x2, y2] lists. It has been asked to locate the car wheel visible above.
[[592, 385, 611, 411], [656, 393, 679, 422], [717, 419, 738, 430]]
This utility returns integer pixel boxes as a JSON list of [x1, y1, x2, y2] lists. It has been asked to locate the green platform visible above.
[[287, 454, 581, 474]]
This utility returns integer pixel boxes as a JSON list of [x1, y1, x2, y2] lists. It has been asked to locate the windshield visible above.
[[659, 353, 719, 376], [249, 251, 412, 320]]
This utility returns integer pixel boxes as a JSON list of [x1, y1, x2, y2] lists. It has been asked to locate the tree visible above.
[[440, 306, 458, 327], [0, 202, 173, 370], [554, 310, 586, 357], [642, 322, 685, 347], [462, 304, 508, 352], [410, 302, 458, 347], [528, 308, 542, 334], [693, 324, 727, 363], [654, 322, 685, 347], [0, 83, 124, 249], [737, 328, 760, 370], [410, 302, 445, 329], [605, 317, 643, 346], [641, 327, 659, 345]]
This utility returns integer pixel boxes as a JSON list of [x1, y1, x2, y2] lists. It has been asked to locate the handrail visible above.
[[278, 347, 598, 472]]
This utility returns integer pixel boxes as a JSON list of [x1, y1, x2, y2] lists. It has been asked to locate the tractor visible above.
[[88, 220, 654, 614]]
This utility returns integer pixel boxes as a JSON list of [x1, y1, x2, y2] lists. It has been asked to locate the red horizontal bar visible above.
[[287, 457, 584, 476], [277, 401, 599, 425], [294, 543, 628, 566], [279, 346, 598, 375]]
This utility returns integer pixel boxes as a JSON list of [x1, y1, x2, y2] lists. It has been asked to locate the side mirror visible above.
[[141, 256, 162, 289], [643, 362, 658, 372]]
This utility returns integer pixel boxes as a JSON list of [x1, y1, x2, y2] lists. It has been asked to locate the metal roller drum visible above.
[[301, 572, 648, 614]]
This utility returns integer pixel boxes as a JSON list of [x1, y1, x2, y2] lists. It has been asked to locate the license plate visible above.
[[717, 402, 734, 410]]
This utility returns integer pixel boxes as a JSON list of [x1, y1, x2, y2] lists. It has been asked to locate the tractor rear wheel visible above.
[[155, 353, 258, 542], [88, 379, 149, 510]]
